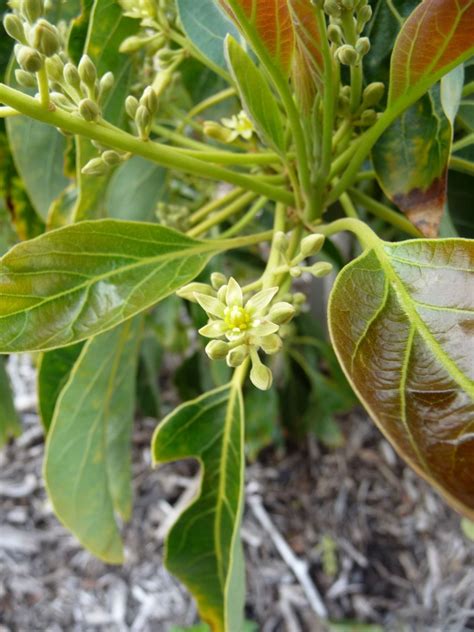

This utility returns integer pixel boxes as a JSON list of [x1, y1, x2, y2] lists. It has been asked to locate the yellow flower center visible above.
[[224, 305, 251, 332]]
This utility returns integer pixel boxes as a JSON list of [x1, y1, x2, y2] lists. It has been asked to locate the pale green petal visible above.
[[195, 293, 225, 318], [226, 277, 243, 307], [250, 320, 279, 337], [246, 287, 278, 314], [199, 320, 227, 338]]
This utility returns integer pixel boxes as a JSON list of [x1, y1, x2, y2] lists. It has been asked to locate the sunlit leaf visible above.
[[0, 220, 219, 353], [44, 318, 142, 563], [329, 237, 474, 520], [152, 383, 246, 632]]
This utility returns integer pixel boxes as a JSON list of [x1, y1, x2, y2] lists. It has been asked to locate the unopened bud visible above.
[[45, 55, 63, 81], [210, 272, 227, 290], [203, 121, 233, 143], [341, 0, 355, 9], [78, 98, 100, 122], [50, 91, 74, 110], [22, 0, 44, 23], [152, 69, 173, 98], [3, 14, 26, 43], [340, 85, 351, 99], [355, 36, 370, 56], [205, 340, 229, 361], [336, 44, 358, 66], [250, 361, 272, 391], [217, 284, 227, 303], [15, 68, 36, 87], [125, 95, 139, 119], [176, 282, 214, 302], [273, 231, 289, 253], [81, 157, 108, 176], [309, 261, 333, 277], [63, 62, 81, 92], [293, 292, 307, 306], [17, 45, 43, 73], [357, 4, 372, 27], [119, 34, 149, 53], [300, 233, 325, 257], [324, 0, 341, 17], [78, 54, 96, 88], [135, 104, 152, 139], [327, 24, 343, 45], [226, 345, 248, 368], [102, 150, 122, 166], [156, 47, 177, 66], [98, 71, 114, 105], [140, 86, 158, 114], [290, 266, 302, 278], [362, 82, 385, 107], [269, 302, 295, 325], [360, 108, 377, 126], [260, 334, 282, 355], [30, 19, 60, 57]]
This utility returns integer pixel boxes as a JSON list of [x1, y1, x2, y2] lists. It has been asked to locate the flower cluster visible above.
[[204, 111, 255, 144], [178, 277, 296, 391]]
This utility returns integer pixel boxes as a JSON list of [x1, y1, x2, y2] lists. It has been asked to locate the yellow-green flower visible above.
[[221, 111, 254, 142]]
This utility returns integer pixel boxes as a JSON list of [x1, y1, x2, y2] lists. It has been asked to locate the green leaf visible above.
[[372, 86, 454, 237], [244, 384, 278, 461], [152, 382, 246, 632], [0, 219, 218, 353], [106, 156, 167, 221], [388, 0, 474, 105], [0, 356, 21, 448], [37, 343, 83, 431], [67, 0, 95, 64], [225, 36, 286, 153], [329, 237, 474, 520], [44, 318, 142, 564], [177, 0, 240, 71]]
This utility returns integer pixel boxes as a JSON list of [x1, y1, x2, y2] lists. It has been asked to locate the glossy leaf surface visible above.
[[0, 357, 21, 448], [220, 0, 295, 74], [329, 238, 474, 520], [388, 0, 474, 104], [225, 36, 286, 152], [0, 220, 217, 353], [152, 383, 246, 632], [44, 318, 142, 563]]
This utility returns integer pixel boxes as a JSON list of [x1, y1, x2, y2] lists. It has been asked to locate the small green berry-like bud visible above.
[[78, 98, 100, 122], [337, 95, 351, 115], [290, 266, 302, 278], [300, 233, 325, 257], [250, 361, 273, 391], [293, 292, 307, 306], [17, 45, 43, 73], [360, 108, 378, 126], [176, 282, 214, 302], [81, 156, 108, 176], [156, 47, 177, 67], [119, 34, 149, 53], [260, 334, 282, 356], [3, 14, 26, 43], [102, 150, 122, 166], [203, 121, 233, 143], [205, 340, 229, 361], [357, 4, 372, 26], [63, 62, 81, 92], [341, 0, 355, 9], [327, 24, 343, 45], [98, 72, 114, 105], [362, 82, 385, 107], [226, 345, 248, 368], [15, 68, 37, 87], [336, 45, 359, 66], [125, 95, 139, 119], [78, 54, 97, 89], [50, 91, 74, 110], [309, 261, 333, 277], [355, 36, 370, 56], [273, 231, 289, 254], [30, 19, 60, 57], [340, 85, 351, 99], [22, 0, 44, 23], [269, 301, 295, 325], [324, 0, 341, 17], [140, 86, 158, 114], [211, 272, 227, 290], [135, 104, 152, 139], [45, 55, 63, 82]]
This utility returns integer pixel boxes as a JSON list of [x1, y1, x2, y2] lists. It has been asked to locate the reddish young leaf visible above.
[[219, 0, 295, 74], [389, 0, 474, 104]]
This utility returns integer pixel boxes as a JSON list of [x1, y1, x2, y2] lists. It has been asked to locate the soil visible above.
[[1, 356, 474, 632]]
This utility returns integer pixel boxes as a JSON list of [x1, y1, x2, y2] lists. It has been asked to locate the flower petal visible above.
[[246, 287, 278, 314], [250, 320, 279, 337], [199, 320, 227, 338], [194, 293, 225, 318], [225, 277, 243, 307]]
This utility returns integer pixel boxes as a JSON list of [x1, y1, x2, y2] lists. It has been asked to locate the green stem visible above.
[[188, 191, 257, 237], [190, 188, 244, 224], [36, 67, 50, 108], [0, 106, 19, 117], [0, 83, 294, 206], [449, 155, 474, 176], [386, 0, 404, 26], [261, 202, 287, 288], [186, 87, 236, 121], [167, 29, 232, 84], [452, 132, 474, 153], [462, 81, 474, 98], [220, 197, 267, 238], [340, 12, 363, 112], [348, 188, 423, 237], [339, 191, 359, 219]]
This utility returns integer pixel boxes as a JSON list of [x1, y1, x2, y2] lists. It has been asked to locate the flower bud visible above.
[[268, 302, 295, 325], [360, 108, 377, 126], [362, 82, 385, 107], [211, 272, 227, 290], [176, 282, 214, 302], [217, 284, 227, 303], [98, 71, 114, 105], [290, 266, 302, 278], [81, 157, 108, 176], [226, 345, 248, 368], [102, 150, 122, 166], [327, 24, 343, 46], [340, 85, 351, 99], [119, 34, 149, 53], [336, 44, 359, 66], [324, 0, 341, 17], [156, 47, 177, 66], [3, 14, 26, 43], [203, 121, 233, 143], [63, 62, 81, 92], [78, 54, 96, 89], [273, 231, 289, 254], [205, 340, 229, 361], [50, 91, 74, 110], [135, 104, 152, 139], [341, 0, 355, 9], [15, 68, 37, 87], [17, 45, 43, 73], [45, 54, 63, 81], [140, 86, 158, 114], [22, 0, 44, 23], [125, 95, 139, 119], [78, 98, 100, 122], [260, 334, 282, 355], [357, 4, 372, 27], [30, 19, 60, 57], [250, 361, 272, 391], [309, 261, 333, 277], [355, 36, 370, 56], [300, 233, 325, 257]]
